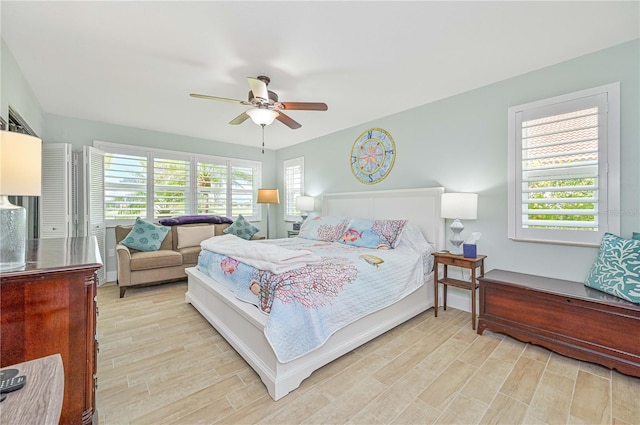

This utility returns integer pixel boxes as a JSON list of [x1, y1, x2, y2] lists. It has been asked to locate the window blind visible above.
[[104, 152, 147, 220], [507, 82, 619, 246], [284, 157, 304, 221], [97, 141, 262, 224], [521, 107, 599, 231], [197, 162, 228, 216], [231, 164, 257, 218], [153, 157, 190, 218]]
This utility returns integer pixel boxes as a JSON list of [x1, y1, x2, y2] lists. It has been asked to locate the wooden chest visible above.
[[478, 269, 640, 377]]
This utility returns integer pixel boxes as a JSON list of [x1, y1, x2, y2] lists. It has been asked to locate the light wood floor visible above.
[[96, 281, 640, 425]]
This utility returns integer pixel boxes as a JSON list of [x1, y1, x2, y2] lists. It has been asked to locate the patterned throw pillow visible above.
[[298, 216, 349, 242], [122, 217, 170, 252], [339, 218, 407, 249], [222, 214, 260, 240], [584, 233, 640, 304]]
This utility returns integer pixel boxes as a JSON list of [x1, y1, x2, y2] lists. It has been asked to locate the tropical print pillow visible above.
[[339, 218, 407, 249], [584, 233, 640, 304], [298, 216, 349, 242]]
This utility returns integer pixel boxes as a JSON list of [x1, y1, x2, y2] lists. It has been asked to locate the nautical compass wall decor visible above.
[[350, 128, 396, 184]]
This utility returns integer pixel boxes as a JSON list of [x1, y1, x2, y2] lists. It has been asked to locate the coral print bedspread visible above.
[[197, 221, 434, 363]]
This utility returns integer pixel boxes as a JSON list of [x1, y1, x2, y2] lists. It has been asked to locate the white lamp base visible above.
[[449, 218, 464, 256], [0, 195, 26, 271]]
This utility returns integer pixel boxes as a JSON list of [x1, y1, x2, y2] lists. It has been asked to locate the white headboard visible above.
[[322, 187, 445, 250]]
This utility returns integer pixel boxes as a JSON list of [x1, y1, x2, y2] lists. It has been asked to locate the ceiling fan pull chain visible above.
[[261, 123, 265, 154]]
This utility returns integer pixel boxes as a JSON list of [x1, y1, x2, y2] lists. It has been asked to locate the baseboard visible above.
[[441, 269, 475, 313], [447, 290, 473, 313], [104, 270, 117, 285]]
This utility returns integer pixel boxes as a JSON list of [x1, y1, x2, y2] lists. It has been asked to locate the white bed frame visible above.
[[185, 187, 445, 400]]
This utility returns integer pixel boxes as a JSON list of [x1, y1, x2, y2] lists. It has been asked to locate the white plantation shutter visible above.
[[284, 157, 304, 222], [197, 161, 228, 216], [85, 146, 106, 283], [96, 141, 261, 224], [104, 151, 147, 221], [40, 143, 73, 238], [231, 163, 259, 220], [508, 83, 620, 246], [154, 156, 190, 218]]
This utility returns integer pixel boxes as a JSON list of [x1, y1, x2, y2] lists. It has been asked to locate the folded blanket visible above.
[[201, 234, 321, 273]]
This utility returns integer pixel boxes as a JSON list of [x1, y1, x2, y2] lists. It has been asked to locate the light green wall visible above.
[[1, 39, 44, 135], [44, 113, 277, 166], [276, 39, 640, 283]]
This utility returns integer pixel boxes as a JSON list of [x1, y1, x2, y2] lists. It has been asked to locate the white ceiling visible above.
[[2, 1, 638, 150]]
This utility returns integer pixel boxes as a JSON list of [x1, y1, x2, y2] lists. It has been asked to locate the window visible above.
[[231, 162, 259, 218], [97, 141, 261, 224], [154, 156, 190, 218], [197, 160, 227, 216], [508, 83, 620, 246], [104, 151, 147, 220], [283, 157, 304, 222]]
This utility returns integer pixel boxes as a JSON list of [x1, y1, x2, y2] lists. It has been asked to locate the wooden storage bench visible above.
[[478, 269, 640, 378]]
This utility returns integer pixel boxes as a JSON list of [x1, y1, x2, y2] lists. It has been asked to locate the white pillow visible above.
[[176, 225, 215, 249]]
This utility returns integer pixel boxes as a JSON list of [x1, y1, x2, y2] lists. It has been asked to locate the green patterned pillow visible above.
[[223, 214, 259, 240], [585, 233, 640, 304], [122, 217, 170, 252]]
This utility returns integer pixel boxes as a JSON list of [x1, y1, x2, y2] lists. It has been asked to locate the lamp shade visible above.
[[257, 188, 280, 204], [0, 131, 42, 196], [247, 109, 279, 126], [441, 193, 478, 220], [295, 196, 314, 212]]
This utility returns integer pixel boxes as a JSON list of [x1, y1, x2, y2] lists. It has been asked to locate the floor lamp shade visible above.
[[1, 131, 42, 271], [257, 189, 279, 238], [441, 193, 478, 255], [257, 188, 280, 204]]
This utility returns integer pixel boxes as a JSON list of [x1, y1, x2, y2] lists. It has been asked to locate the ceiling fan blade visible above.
[[229, 112, 250, 125], [278, 102, 328, 111], [190, 93, 251, 105], [276, 112, 302, 129], [247, 77, 269, 101]]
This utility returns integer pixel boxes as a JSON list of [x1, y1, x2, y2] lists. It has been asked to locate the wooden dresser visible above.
[[1, 237, 102, 425], [478, 269, 640, 378]]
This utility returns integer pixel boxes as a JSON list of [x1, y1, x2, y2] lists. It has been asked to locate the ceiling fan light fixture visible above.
[[246, 108, 279, 126]]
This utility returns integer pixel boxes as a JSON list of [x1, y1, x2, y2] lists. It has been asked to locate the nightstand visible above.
[[287, 230, 299, 238], [432, 252, 486, 330]]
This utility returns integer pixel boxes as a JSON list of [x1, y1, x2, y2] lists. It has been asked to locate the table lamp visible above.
[[0, 131, 42, 271], [257, 188, 279, 238], [295, 196, 315, 222], [440, 192, 478, 255]]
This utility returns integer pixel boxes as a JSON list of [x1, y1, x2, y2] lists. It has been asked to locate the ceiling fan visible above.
[[190, 76, 328, 129]]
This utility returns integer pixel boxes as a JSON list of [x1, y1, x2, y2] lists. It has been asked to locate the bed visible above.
[[185, 187, 445, 400]]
